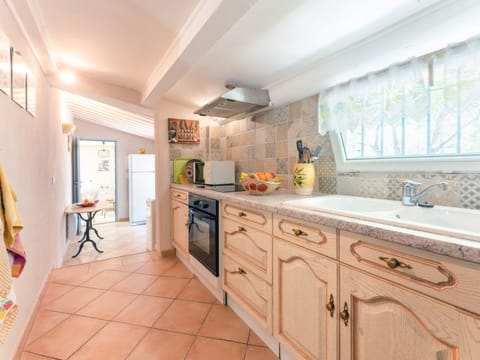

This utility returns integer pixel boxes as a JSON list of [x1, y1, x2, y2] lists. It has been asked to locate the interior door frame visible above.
[[73, 137, 118, 222]]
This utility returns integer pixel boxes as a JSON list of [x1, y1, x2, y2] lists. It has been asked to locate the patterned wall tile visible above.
[[276, 158, 289, 175], [460, 174, 480, 209], [273, 106, 289, 124], [289, 101, 302, 121], [276, 123, 289, 141], [265, 143, 276, 158], [276, 141, 288, 158], [318, 177, 336, 194]]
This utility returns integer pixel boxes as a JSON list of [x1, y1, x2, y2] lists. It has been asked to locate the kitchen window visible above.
[[318, 36, 480, 172]]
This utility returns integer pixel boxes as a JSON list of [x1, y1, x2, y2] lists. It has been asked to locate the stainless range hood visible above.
[[194, 87, 271, 120]]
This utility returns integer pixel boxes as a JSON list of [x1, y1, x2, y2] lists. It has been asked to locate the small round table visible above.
[[65, 202, 111, 258]]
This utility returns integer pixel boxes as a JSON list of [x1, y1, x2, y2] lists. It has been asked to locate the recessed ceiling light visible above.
[[60, 70, 76, 84]]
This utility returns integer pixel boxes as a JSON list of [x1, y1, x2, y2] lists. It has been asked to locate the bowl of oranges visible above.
[[239, 171, 281, 195]]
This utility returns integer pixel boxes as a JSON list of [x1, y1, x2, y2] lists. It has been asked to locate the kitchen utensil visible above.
[[312, 145, 322, 157], [296, 140, 303, 162], [302, 146, 311, 163]]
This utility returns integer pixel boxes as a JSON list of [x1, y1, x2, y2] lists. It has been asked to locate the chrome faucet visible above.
[[401, 180, 448, 206]]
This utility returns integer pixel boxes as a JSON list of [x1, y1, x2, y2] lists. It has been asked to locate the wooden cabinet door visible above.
[[274, 238, 338, 360], [171, 200, 188, 256], [340, 266, 480, 360]]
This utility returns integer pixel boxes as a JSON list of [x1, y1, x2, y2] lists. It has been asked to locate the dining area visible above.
[[63, 201, 147, 266]]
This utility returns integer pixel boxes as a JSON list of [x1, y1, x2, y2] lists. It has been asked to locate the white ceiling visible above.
[[7, 0, 480, 138]]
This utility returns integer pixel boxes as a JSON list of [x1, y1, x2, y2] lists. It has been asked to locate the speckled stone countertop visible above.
[[171, 184, 480, 264]]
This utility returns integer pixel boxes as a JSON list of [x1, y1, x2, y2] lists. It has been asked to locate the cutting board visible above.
[[173, 157, 192, 183]]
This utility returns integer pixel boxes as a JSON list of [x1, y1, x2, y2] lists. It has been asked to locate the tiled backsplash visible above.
[[169, 95, 480, 210]]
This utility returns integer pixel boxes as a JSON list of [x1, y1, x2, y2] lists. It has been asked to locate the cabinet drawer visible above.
[[340, 231, 480, 315], [223, 255, 272, 333], [222, 202, 272, 232], [273, 214, 337, 259], [171, 189, 188, 203], [222, 218, 272, 283]]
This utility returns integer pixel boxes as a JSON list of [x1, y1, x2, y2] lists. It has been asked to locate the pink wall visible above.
[[74, 119, 154, 220], [0, 3, 70, 358]]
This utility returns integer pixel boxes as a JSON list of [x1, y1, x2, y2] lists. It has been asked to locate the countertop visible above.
[[171, 184, 480, 264]]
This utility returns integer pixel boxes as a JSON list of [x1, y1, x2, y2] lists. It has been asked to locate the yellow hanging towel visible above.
[[0, 165, 23, 247]]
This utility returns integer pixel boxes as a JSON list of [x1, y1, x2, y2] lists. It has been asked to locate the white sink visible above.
[[282, 195, 480, 242]]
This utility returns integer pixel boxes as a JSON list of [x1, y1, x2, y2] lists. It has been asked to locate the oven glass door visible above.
[[188, 207, 218, 276]]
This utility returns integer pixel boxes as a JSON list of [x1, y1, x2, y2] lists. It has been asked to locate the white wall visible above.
[[0, 3, 69, 358], [74, 119, 154, 220]]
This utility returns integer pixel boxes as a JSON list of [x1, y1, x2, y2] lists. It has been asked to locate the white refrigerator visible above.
[[128, 154, 155, 225]]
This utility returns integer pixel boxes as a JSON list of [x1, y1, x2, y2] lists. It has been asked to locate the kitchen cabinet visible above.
[[339, 265, 480, 360], [170, 189, 189, 257], [221, 201, 273, 333], [177, 190, 480, 360], [273, 237, 338, 360]]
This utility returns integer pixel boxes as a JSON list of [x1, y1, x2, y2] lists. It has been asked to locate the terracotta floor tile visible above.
[[245, 345, 278, 360], [49, 264, 96, 286], [69, 322, 148, 360], [20, 352, 55, 359], [110, 273, 158, 294], [40, 283, 75, 306], [44, 286, 104, 314], [153, 300, 211, 334], [121, 252, 152, 266], [142, 276, 189, 298], [177, 278, 216, 303], [114, 295, 172, 327], [76, 290, 136, 320], [135, 258, 177, 275], [26, 310, 70, 345], [186, 336, 246, 360], [198, 304, 250, 343], [127, 329, 194, 360], [26, 315, 106, 359], [87, 257, 123, 273], [248, 330, 267, 347], [80, 270, 130, 289], [163, 262, 194, 278]]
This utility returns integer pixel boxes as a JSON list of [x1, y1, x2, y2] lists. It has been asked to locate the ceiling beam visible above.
[[141, 0, 259, 107], [48, 72, 154, 118]]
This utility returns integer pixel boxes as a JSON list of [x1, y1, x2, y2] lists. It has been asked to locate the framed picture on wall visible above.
[[168, 118, 200, 144], [11, 49, 26, 108], [0, 30, 10, 97]]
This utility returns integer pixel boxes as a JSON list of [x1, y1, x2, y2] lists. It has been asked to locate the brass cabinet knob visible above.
[[238, 211, 247, 217], [238, 226, 247, 232], [325, 294, 335, 318], [292, 228, 308, 237], [379, 256, 412, 270], [238, 267, 247, 275], [339, 302, 350, 326]]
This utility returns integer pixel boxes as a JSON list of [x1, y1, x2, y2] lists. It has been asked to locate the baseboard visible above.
[[13, 271, 54, 359], [160, 249, 176, 258]]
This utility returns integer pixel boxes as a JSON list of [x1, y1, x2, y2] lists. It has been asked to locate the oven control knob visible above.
[[202, 204, 209, 209], [194, 200, 202, 206]]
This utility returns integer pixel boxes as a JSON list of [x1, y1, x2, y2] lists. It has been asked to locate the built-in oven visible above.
[[188, 193, 219, 277]]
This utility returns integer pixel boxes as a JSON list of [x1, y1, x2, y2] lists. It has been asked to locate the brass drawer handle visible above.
[[339, 302, 350, 326], [176, 194, 182, 198], [379, 256, 413, 270], [238, 267, 247, 275], [238, 211, 247, 217], [325, 294, 335, 318], [238, 226, 247, 232], [292, 228, 308, 237]]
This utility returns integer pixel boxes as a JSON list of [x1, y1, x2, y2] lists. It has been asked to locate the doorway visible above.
[[74, 139, 117, 224]]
